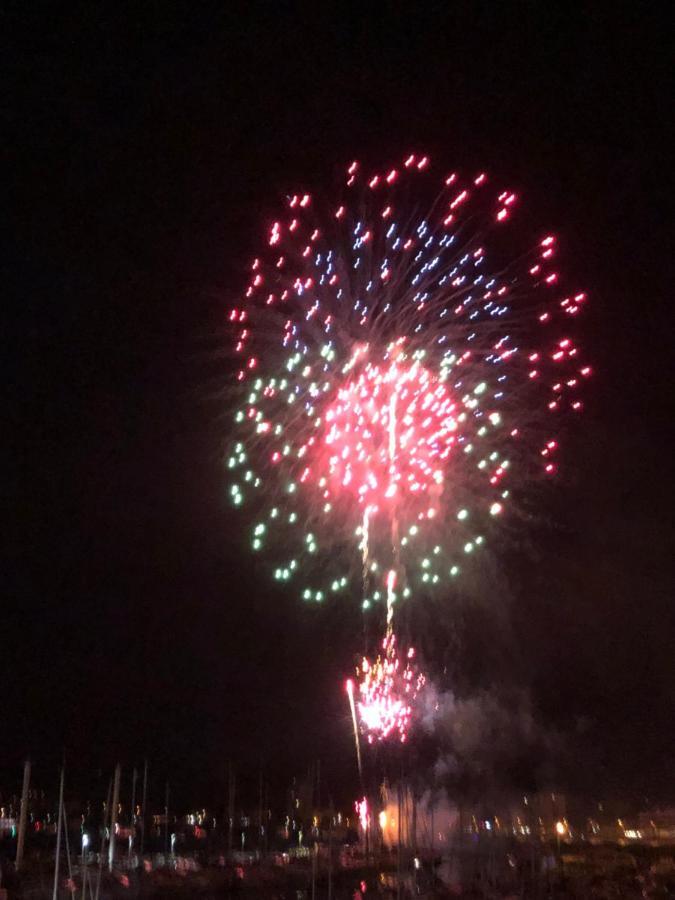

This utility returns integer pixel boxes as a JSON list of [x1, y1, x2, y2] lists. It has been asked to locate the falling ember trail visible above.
[[346, 679, 363, 782], [385, 568, 396, 631], [361, 505, 373, 589]]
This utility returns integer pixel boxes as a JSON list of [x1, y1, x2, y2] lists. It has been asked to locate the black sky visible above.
[[4, 4, 674, 805]]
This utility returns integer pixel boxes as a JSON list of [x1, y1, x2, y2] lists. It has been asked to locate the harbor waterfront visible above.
[[1, 765, 675, 898]]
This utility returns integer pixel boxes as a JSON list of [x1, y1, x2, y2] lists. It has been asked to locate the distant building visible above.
[[638, 807, 675, 842]]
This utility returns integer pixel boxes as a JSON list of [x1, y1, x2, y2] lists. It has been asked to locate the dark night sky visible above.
[[4, 4, 673, 806]]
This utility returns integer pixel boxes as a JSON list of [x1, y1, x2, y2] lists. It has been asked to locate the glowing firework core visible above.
[[357, 633, 425, 743], [323, 342, 458, 509], [355, 797, 369, 832]]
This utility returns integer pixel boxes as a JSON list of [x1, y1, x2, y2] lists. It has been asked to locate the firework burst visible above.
[[227, 155, 590, 740]]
